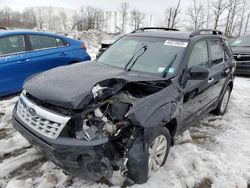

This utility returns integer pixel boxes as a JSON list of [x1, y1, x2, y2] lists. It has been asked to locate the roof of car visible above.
[[127, 29, 227, 40], [0, 30, 60, 38], [127, 31, 191, 40]]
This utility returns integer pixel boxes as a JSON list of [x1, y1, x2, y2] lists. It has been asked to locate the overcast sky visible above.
[[0, 0, 190, 15]]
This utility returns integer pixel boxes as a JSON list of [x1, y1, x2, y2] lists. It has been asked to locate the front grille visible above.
[[16, 94, 70, 139], [234, 53, 250, 62]]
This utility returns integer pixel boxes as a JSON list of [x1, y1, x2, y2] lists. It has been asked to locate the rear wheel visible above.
[[213, 86, 231, 115]]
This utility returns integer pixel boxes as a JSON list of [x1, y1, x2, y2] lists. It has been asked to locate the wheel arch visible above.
[[68, 60, 81, 65], [228, 80, 233, 91], [163, 118, 178, 146]]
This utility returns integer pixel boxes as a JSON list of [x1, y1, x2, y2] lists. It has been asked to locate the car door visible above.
[[180, 40, 215, 128], [0, 34, 32, 96], [207, 40, 227, 100], [27, 34, 69, 74]]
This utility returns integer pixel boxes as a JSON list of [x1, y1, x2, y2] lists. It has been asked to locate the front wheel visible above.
[[213, 86, 231, 115], [147, 127, 171, 177], [126, 127, 171, 184]]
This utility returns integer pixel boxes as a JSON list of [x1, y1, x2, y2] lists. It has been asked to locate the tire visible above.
[[68, 61, 80, 65], [147, 127, 171, 177], [126, 127, 171, 184], [213, 86, 231, 115]]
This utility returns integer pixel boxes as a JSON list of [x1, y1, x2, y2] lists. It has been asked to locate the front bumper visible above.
[[12, 105, 113, 181], [235, 61, 250, 75]]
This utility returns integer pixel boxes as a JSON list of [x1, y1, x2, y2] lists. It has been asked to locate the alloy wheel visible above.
[[148, 135, 167, 177]]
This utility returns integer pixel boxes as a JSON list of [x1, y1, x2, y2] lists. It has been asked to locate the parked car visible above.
[[99, 34, 124, 52], [231, 35, 250, 75], [0, 30, 91, 97], [0, 27, 7, 31], [12, 28, 235, 185]]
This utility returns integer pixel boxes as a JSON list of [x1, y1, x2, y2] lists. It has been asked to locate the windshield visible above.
[[231, 36, 250, 47], [97, 36, 188, 75]]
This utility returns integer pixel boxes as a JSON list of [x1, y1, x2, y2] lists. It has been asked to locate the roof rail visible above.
[[131, 27, 179, 33], [190, 29, 223, 37]]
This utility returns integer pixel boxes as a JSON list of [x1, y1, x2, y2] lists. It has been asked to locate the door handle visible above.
[[208, 77, 214, 84], [60, 52, 68, 56], [17, 59, 30, 63]]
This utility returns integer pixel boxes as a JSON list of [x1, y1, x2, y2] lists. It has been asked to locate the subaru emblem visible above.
[[28, 107, 37, 117]]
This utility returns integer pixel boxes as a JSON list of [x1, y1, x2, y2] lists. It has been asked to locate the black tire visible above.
[[126, 127, 171, 184], [147, 127, 171, 177], [213, 86, 231, 115]]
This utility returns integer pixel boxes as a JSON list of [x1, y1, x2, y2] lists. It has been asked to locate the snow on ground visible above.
[[0, 77, 250, 188]]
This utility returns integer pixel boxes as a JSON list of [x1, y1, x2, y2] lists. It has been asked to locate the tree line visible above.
[[0, 0, 249, 37]]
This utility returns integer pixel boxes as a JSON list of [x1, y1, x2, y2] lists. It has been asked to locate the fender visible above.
[[218, 76, 234, 102], [126, 83, 180, 128]]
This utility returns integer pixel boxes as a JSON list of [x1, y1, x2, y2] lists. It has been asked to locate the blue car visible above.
[[0, 30, 91, 97]]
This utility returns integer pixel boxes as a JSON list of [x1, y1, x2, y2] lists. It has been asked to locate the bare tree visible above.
[[130, 9, 145, 30], [244, 11, 250, 34], [186, 0, 205, 30], [22, 8, 37, 28], [60, 11, 68, 31], [71, 6, 105, 31], [119, 2, 129, 33], [224, 0, 243, 36], [47, 6, 54, 30], [212, 0, 227, 30], [36, 7, 44, 29], [0, 7, 13, 27], [94, 9, 105, 30], [164, 0, 181, 29], [0, 6, 36, 29], [238, 0, 247, 35]]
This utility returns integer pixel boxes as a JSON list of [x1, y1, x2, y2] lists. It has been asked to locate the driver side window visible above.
[[188, 40, 209, 68]]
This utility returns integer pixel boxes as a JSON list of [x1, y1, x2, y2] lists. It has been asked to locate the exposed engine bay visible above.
[[75, 91, 134, 142]]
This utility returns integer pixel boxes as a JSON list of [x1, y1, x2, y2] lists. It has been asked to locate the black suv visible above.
[[12, 28, 235, 184], [231, 35, 250, 75]]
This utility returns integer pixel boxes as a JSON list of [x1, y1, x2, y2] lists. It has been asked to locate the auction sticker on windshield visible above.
[[164, 40, 188, 47]]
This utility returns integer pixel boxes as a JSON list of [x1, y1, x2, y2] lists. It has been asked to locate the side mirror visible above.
[[189, 66, 209, 80]]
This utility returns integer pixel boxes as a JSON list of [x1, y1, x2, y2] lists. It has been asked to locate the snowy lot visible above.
[[0, 77, 250, 188]]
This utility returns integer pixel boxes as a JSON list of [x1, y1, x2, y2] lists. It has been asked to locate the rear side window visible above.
[[0, 35, 25, 56], [30, 35, 57, 50], [188, 40, 209, 68], [209, 40, 224, 65], [56, 38, 68, 47]]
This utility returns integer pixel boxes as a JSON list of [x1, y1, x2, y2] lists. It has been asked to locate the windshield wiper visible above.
[[124, 45, 148, 70], [162, 53, 177, 78]]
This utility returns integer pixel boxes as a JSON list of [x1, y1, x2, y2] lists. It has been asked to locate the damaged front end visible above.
[[13, 76, 174, 184], [63, 80, 158, 183]]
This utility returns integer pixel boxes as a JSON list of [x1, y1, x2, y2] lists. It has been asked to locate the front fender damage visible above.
[[61, 78, 180, 184]]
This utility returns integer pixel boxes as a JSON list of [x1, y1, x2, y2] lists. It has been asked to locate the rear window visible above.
[[56, 37, 68, 47], [0, 35, 25, 56], [30, 35, 57, 50]]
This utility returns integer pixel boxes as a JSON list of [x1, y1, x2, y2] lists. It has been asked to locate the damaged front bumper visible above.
[[12, 105, 113, 181]]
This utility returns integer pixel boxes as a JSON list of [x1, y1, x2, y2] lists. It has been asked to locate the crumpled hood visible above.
[[232, 46, 250, 54], [24, 61, 162, 109]]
